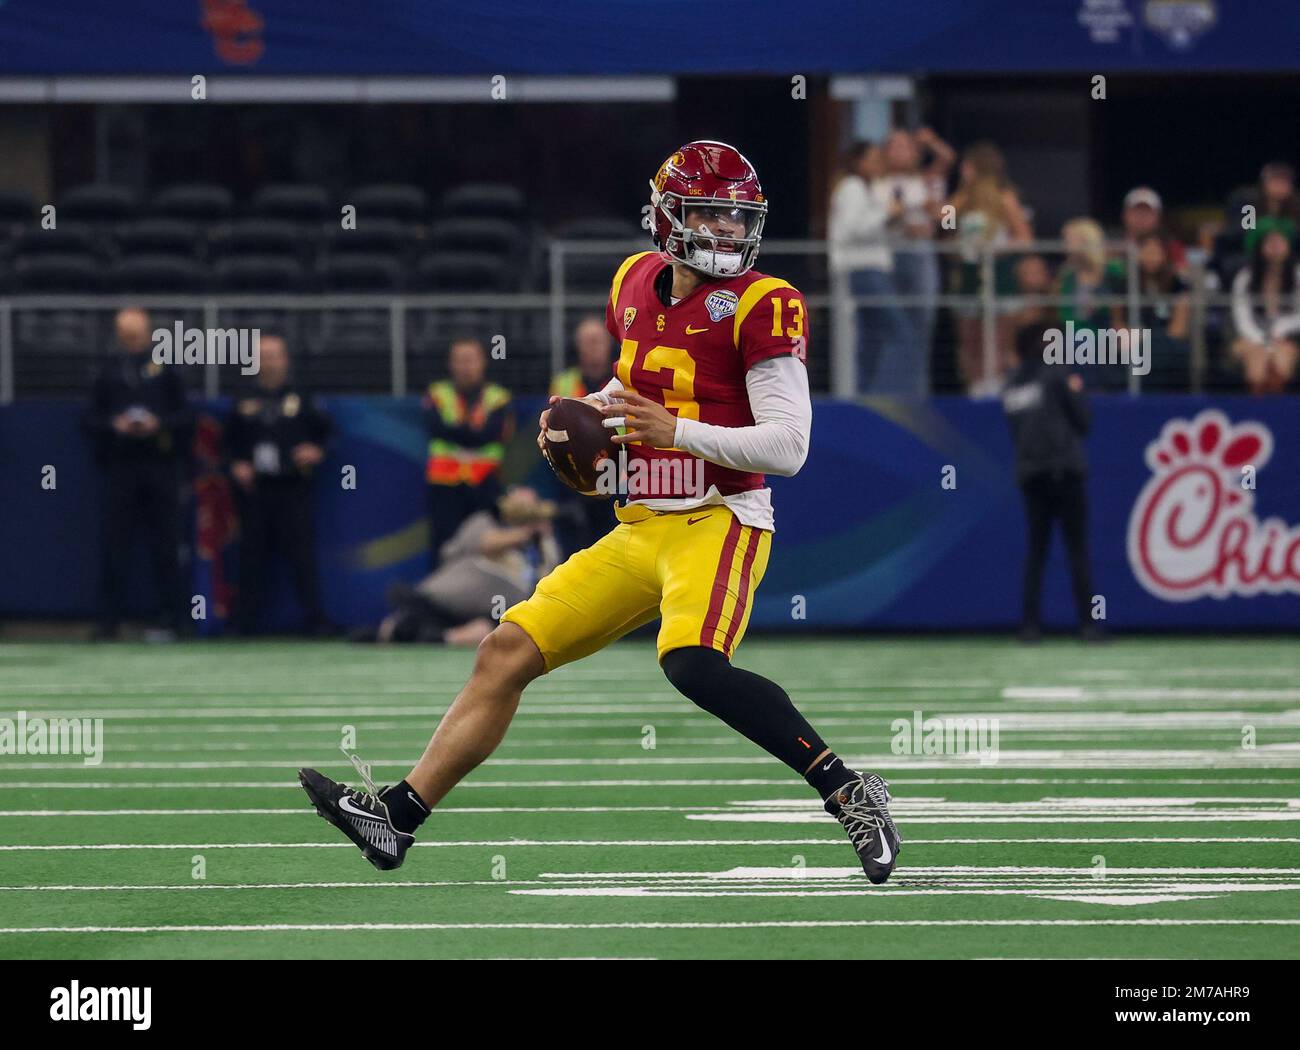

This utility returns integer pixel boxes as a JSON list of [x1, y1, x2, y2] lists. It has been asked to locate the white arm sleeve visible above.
[[670, 356, 811, 477]]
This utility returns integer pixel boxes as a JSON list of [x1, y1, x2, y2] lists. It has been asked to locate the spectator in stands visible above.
[[1243, 161, 1300, 256], [355, 486, 561, 646], [828, 140, 908, 393], [1002, 322, 1098, 644], [424, 336, 515, 566], [1057, 217, 1129, 390], [227, 334, 333, 635], [550, 315, 614, 398], [1134, 232, 1192, 389], [1230, 228, 1300, 393], [874, 127, 956, 395], [83, 307, 191, 641], [1007, 253, 1057, 371], [550, 315, 618, 551], [1119, 186, 1187, 273], [946, 141, 1033, 396]]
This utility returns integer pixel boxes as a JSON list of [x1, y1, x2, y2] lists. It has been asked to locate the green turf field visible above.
[[1, 636, 1297, 960]]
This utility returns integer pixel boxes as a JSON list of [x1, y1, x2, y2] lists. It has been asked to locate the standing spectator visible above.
[[1134, 232, 1192, 389], [873, 127, 956, 395], [828, 140, 907, 393], [946, 141, 1033, 396], [1230, 228, 1300, 393], [1119, 186, 1187, 273], [549, 315, 618, 552], [1057, 218, 1128, 391], [83, 307, 191, 640], [1001, 323, 1098, 643], [550, 315, 615, 398], [1006, 253, 1057, 370], [1243, 161, 1300, 256], [424, 336, 515, 566], [227, 334, 333, 635]]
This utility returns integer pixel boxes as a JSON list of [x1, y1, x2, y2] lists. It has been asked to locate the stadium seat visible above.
[[113, 219, 204, 260], [0, 189, 36, 229], [319, 253, 404, 292], [415, 251, 509, 291], [58, 183, 138, 224], [109, 255, 209, 292], [348, 183, 429, 223], [438, 183, 525, 221], [555, 217, 643, 242], [321, 219, 416, 258], [427, 217, 520, 257], [10, 224, 102, 258], [151, 183, 235, 222], [208, 219, 308, 260], [250, 184, 332, 223], [213, 255, 306, 292], [11, 253, 103, 291]]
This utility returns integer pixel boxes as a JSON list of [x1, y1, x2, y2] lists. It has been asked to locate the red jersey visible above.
[[604, 251, 809, 501]]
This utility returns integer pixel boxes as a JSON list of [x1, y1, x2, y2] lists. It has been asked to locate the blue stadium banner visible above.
[[0, 1, 1291, 76], [4, 394, 1300, 631]]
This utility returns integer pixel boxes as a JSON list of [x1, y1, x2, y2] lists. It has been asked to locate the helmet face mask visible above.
[[648, 141, 767, 278]]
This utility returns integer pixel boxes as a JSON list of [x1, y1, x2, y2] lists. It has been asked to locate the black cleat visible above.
[[827, 772, 901, 885], [298, 767, 413, 871]]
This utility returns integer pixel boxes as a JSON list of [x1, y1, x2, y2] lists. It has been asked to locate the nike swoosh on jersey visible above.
[[684, 325, 709, 334]]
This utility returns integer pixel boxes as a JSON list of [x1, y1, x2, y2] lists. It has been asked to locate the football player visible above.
[[300, 141, 902, 883]]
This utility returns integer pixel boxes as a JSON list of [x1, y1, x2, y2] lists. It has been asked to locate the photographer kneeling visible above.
[[359, 487, 563, 645]]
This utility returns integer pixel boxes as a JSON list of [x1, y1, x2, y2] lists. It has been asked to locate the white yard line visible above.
[[1, 919, 1298, 934], [3, 836, 1300, 851]]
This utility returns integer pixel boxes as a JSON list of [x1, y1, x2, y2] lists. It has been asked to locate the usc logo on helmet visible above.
[[653, 152, 685, 192]]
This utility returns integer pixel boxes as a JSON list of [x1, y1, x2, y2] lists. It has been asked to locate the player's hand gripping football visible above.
[[600, 390, 677, 448], [536, 395, 560, 453]]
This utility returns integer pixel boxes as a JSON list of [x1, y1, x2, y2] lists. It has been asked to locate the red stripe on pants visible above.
[[721, 528, 761, 656], [699, 517, 744, 649]]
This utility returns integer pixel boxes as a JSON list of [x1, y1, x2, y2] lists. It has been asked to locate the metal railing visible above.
[[0, 237, 1260, 403]]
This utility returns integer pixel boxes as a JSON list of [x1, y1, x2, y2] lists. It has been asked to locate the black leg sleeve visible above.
[[661, 646, 829, 774]]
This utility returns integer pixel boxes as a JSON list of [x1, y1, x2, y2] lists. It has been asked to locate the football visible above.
[[543, 396, 618, 496]]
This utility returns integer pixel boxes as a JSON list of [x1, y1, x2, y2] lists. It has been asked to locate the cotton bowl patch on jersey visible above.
[[705, 289, 739, 323]]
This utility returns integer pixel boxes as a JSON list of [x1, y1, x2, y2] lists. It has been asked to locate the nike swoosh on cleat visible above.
[[873, 836, 893, 865], [338, 796, 380, 820]]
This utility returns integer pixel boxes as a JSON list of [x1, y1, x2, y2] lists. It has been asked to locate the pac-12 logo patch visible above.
[[705, 289, 739, 323], [623, 307, 637, 330]]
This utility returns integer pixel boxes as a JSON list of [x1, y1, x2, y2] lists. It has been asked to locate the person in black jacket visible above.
[[227, 334, 333, 635], [1001, 322, 1099, 642], [83, 308, 191, 640]]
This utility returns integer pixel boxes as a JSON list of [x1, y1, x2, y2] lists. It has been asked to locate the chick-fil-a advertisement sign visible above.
[[1127, 409, 1300, 601]]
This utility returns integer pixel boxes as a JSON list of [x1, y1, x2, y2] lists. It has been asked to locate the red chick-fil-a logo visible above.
[[1126, 409, 1300, 601], [201, 0, 265, 65]]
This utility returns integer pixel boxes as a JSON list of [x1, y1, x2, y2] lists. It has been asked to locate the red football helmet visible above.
[[648, 141, 767, 278]]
